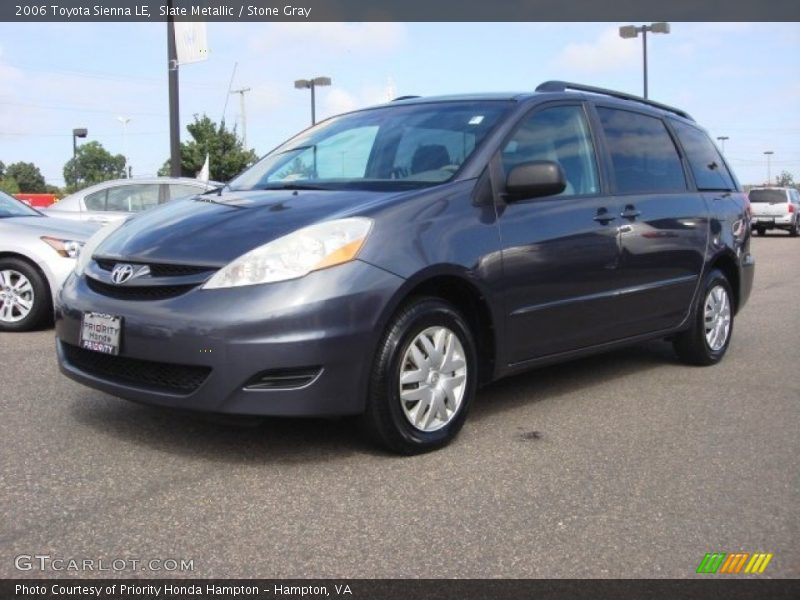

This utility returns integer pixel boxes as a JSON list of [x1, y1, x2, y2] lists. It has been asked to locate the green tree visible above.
[[63, 141, 126, 192], [158, 115, 257, 182], [775, 170, 796, 188], [5, 161, 47, 193], [0, 177, 20, 194], [0, 160, 6, 178]]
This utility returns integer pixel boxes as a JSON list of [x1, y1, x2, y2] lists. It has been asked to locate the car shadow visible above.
[[69, 339, 680, 463]]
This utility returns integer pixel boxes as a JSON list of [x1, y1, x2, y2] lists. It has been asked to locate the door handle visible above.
[[621, 205, 641, 220], [594, 208, 616, 224]]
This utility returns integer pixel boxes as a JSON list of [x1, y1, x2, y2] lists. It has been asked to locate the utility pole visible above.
[[167, 0, 181, 177], [230, 87, 251, 149], [117, 116, 131, 177]]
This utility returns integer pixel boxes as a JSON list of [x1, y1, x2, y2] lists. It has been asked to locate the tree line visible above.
[[0, 115, 256, 196]]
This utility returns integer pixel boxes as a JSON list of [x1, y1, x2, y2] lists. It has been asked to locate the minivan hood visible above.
[[95, 189, 396, 266]]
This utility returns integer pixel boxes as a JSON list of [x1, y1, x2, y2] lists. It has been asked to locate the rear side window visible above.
[[596, 107, 686, 194], [106, 184, 160, 213], [168, 184, 204, 200], [671, 120, 736, 191], [749, 189, 789, 203]]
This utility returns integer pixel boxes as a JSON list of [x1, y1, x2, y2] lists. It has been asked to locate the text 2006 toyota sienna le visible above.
[[56, 82, 754, 454]]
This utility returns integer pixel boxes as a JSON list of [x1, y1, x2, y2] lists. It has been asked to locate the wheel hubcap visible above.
[[399, 326, 467, 432], [704, 284, 731, 352], [0, 269, 34, 323]]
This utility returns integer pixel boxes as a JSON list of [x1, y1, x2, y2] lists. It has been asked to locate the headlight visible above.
[[202, 217, 373, 289], [41, 236, 84, 259], [73, 219, 126, 276]]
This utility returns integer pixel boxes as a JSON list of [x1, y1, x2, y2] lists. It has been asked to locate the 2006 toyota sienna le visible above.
[[55, 81, 754, 454]]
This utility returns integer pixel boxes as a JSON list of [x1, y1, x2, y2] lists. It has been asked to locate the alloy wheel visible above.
[[0, 269, 35, 323]]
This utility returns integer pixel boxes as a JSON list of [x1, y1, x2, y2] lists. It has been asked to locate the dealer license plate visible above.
[[80, 312, 122, 355]]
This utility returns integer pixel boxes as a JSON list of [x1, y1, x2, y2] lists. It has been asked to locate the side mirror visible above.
[[505, 160, 566, 200]]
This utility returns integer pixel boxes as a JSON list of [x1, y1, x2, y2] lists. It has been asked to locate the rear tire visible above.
[[790, 218, 799, 237], [0, 258, 52, 332], [361, 297, 477, 454], [755, 226, 766, 236], [673, 269, 733, 366]]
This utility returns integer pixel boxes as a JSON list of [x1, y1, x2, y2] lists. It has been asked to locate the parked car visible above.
[[44, 177, 221, 224], [0, 191, 100, 331], [749, 187, 800, 236], [55, 81, 753, 454]]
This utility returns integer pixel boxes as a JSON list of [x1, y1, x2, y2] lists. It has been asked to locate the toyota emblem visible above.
[[110, 263, 149, 285]]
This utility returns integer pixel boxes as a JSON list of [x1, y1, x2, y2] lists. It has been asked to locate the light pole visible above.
[[72, 128, 87, 186], [716, 136, 729, 155], [764, 151, 774, 185], [619, 22, 670, 99], [294, 77, 332, 125], [117, 116, 131, 178]]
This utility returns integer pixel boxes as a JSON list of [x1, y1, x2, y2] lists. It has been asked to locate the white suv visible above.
[[749, 187, 800, 236]]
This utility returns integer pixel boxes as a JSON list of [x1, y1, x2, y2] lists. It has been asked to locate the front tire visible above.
[[361, 297, 477, 454], [0, 258, 52, 332], [673, 269, 734, 366]]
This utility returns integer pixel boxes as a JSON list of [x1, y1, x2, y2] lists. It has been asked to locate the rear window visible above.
[[749, 189, 788, 203]]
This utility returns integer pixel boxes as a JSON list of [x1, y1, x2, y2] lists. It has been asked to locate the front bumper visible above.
[[55, 260, 404, 416]]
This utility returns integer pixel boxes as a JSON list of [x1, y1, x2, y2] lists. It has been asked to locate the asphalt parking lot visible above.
[[1, 235, 798, 579]]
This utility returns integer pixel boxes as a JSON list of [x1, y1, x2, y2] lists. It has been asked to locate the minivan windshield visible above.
[[748, 189, 788, 203], [228, 101, 513, 192], [0, 191, 42, 218]]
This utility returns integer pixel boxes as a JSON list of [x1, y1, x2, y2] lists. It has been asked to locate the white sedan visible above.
[[0, 191, 100, 331], [43, 177, 221, 224]]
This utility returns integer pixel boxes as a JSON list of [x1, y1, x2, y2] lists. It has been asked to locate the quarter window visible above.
[[671, 120, 736, 191], [84, 190, 106, 211], [597, 107, 687, 194], [502, 105, 599, 196]]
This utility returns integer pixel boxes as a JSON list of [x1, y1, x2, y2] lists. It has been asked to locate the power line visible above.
[[0, 100, 165, 117]]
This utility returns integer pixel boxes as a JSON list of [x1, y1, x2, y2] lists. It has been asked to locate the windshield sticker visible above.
[[468, 115, 485, 125]]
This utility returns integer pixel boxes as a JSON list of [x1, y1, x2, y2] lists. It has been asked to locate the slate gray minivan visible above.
[[55, 82, 754, 454]]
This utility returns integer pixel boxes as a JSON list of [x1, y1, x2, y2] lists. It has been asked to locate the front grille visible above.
[[95, 259, 215, 278], [62, 342, 211, 394], [87, 277, 196, 301]]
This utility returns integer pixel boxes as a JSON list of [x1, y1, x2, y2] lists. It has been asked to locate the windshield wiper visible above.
[[193, 196, 248, 209], [256, 183, 329, 191]]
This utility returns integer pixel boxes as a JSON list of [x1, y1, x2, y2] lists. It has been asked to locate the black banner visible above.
[[3, 579, 800, 600], [2, 0, 799, 22]]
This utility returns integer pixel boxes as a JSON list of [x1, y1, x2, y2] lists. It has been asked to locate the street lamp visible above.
[[619, 22, 670, 99], [294, 76, 332, 125], [72, 127, 87, 160], [764, 151, 774, 185], [716, 136, 729, 155], [117, 117, 131, 178]]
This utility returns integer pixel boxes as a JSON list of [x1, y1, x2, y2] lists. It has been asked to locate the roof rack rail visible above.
[[392, 95, 421, 102], [535, 81, 693, 121]]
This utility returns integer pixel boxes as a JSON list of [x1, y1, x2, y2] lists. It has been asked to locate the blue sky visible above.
[[0, 22, 798, 187]]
